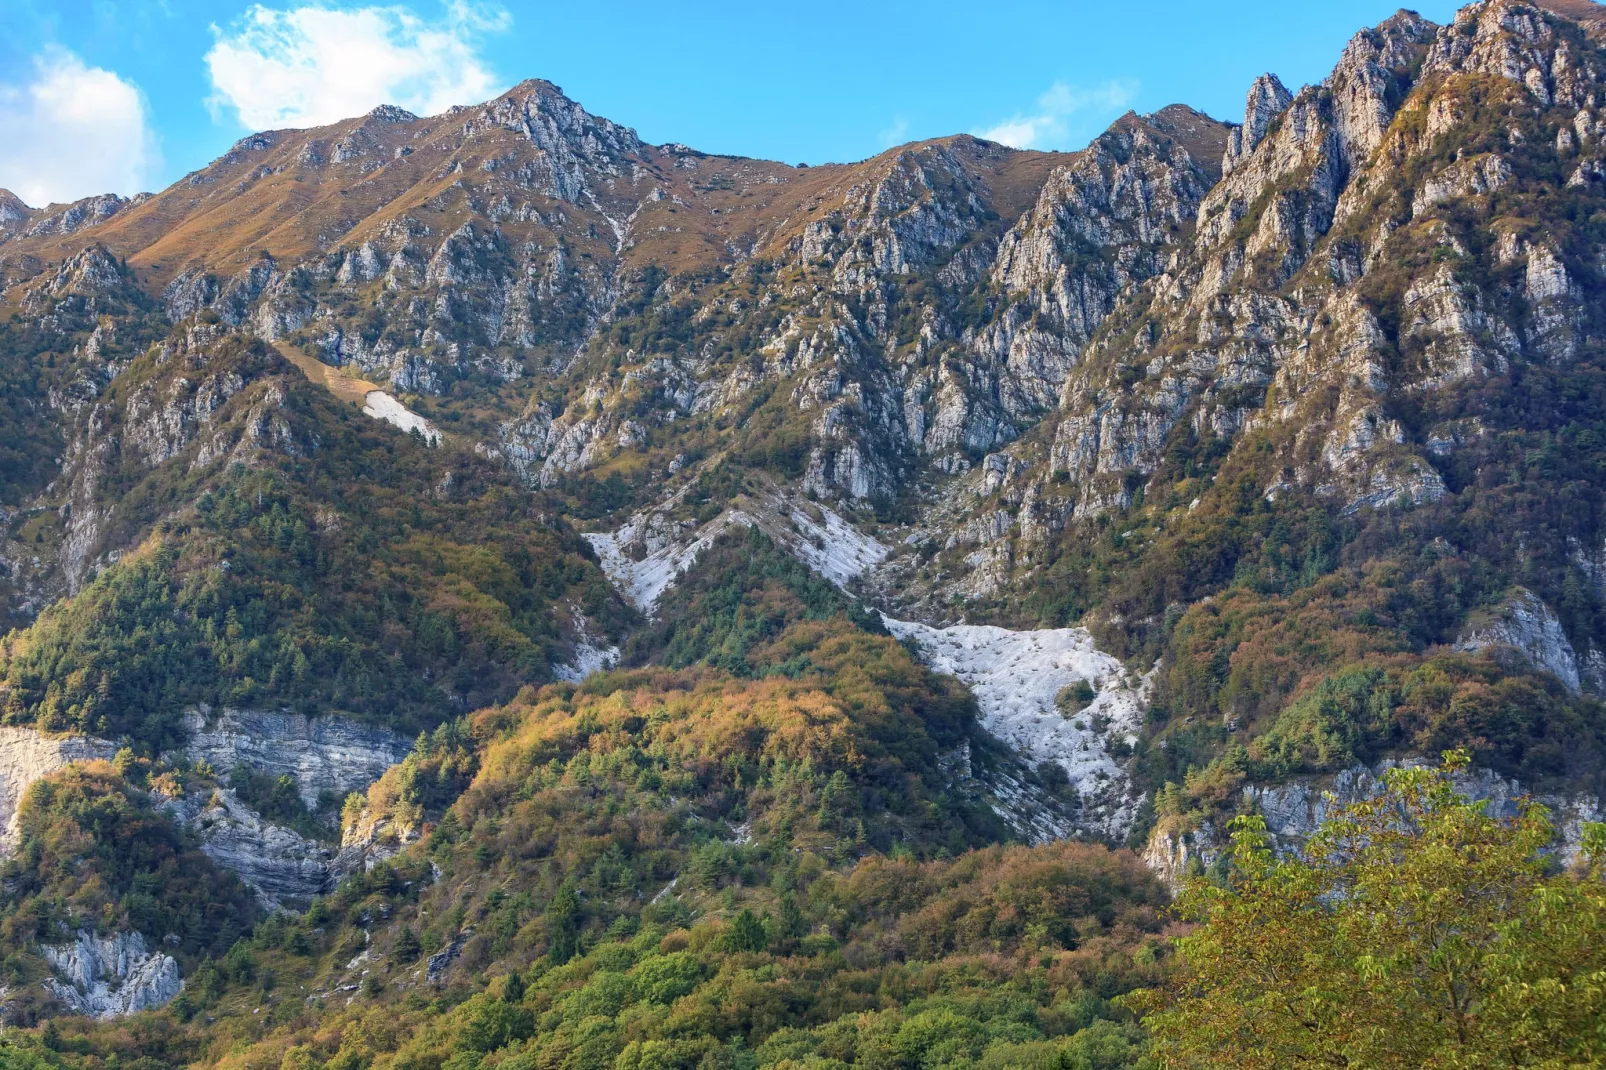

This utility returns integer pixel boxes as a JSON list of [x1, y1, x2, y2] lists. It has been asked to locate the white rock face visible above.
[[42, 930, 182, 1019], [585, 509, 750, 613], [1456, 586, 1582, 693], [0, 714, 410, 909], [181, 707, 412, 810], [881, 617, 1147, 838], [162, 786, 344, 911], [162, 709, 415, 907], [1142, 818, 1221, 891], [362, 390, 439, 443], [554, 642, 620, 682], [584, 485, 1145, 839], [554, 610, 620, 681], [0, 726, 117, 851], [584, 484, 890, 613]]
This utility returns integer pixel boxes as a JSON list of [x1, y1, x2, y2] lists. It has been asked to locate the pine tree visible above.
[[393, 926, 421, 964]]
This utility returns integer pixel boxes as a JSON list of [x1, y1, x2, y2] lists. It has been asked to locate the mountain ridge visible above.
[[0, 80, 1078, 296]]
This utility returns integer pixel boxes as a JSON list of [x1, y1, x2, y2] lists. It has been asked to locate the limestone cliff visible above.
[[181, 706, 412, 810], [0, 713, 413, 913], [41, 930, 182, 1019], [1144, 757, 1605, 890], [0, 726, 116, 850], [160, 786, 342, 911]]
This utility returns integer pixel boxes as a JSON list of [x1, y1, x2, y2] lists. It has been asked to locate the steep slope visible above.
[[0, 255, 630, 746], [1, 0, 1602, 824], [887, 0, 1606, 859], [494, 106, 1224, 510]]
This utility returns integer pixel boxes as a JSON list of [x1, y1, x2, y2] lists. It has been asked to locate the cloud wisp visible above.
[[977, 79, 1139, 149], [205, 2, 511, 132], [0, 48, 158, 208]]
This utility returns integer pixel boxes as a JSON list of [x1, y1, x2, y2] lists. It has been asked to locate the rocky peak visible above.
[[1142, 104, 1235, 179], [19, 194, 128, 239], [1202, 14, 1438, 263], [471, 79, 646, 203], [0, 189, 33, 237], [365, 103, 419, 124], [38, 244, 127, 298], [20, 244, 132, 318], [1326, 9, 1438, 168], [1425, 0, 1600, 108], [807, 140, 993, 289], [1223, 73, 1294, 174], [993, 106, 1224, 302], [935, 0, 1606, 576]]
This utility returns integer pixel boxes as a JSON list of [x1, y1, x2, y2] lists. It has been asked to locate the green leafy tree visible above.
[[1133, 752, 1606, 1067]]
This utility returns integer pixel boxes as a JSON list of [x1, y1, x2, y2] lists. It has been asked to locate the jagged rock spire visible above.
[[1223, 73, 1294, 174]]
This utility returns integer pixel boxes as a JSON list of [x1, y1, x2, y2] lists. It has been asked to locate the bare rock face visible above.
[[1246, 759, 1604, 860], [332, 803, 421, 879], [883, 617, 1149, 839], [0, 713, 412, 911], [474, 79, 645, 204], [1456, 586, 1582, 693], [19, 194, 127, 239], [154, 709, 417, 907], [1141, 817, 1222, 890], [0, 188, 34, 235], [982, 107, 1225, 422], [181, 707, 412, 810], [1222, 74, 1293, 173], [0, 726, 117, 851], [1144, 758, 1604, 890], [42, 930, 182, 1019], [911, 0, 1606, 614], [160, 786, 338, 911]]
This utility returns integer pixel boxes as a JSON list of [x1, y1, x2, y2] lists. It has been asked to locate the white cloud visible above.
[[0, 48, 157, 208], [877, 117, 910, 148], [977, 80, 1139, 150], [205, 3, 510, 131]]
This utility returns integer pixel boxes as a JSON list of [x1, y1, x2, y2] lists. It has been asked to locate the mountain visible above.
[[2, 0, 1606, 1065]]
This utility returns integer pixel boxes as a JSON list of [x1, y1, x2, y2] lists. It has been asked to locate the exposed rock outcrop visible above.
[[1222, 74, 1293, 173], [1144, 757, 1605, 890], [162, 786, 342, 911], [582, 481, 890, 612], [42, 930, 182, 1019], [1141, 817, 1222, 890], [1456, 586, 1582, 693], [0, 713, 413, 910], [332, 800, 421, 878], [0, 726, 117, 851], [1246, 759, 1603, 861], [883, 617, 1149, 839], [181, 707, 412, 810]]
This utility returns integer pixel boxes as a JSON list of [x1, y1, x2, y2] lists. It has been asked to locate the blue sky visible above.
[[0, 0, 1462, 207]]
